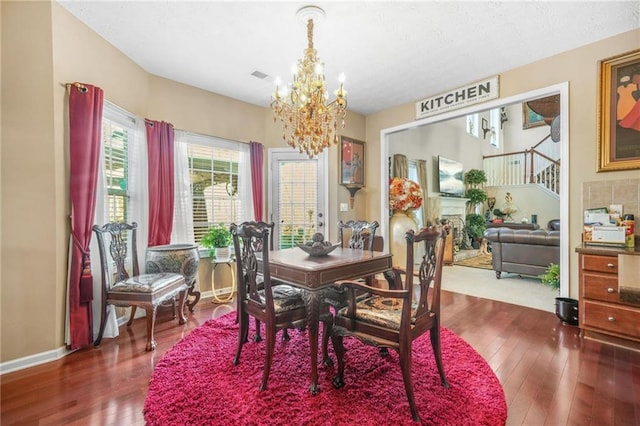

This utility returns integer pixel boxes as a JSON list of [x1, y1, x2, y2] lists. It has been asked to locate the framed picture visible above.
[[598, 49, 640, 172], [522, 102, 546, 129], [340, 136, 365, 186]]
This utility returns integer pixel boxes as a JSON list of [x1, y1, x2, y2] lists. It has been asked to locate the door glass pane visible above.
[[278, 160, 318, 248]]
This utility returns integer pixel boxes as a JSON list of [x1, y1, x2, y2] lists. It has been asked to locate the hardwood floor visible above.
[[2, 292, 639, 425]]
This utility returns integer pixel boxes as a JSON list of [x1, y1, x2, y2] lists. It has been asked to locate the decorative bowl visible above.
[[297, 242, 341, 257]]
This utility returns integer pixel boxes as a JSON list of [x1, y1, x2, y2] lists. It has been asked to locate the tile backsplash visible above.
[[582, 178, 640, 236]]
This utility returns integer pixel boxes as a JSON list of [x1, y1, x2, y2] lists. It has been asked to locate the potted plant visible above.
[[539, 263, 560, 290], [464, 169, 488, 215], [464, 213, 486, 249], [201, 223, 233, 259]]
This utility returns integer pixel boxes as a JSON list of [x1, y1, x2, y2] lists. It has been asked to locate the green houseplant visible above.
[[464, 213, 487, 248], [464, 169, 488, 215], [539, 263, 560, 290], [201, 223, 232, 258], [464, 169, 487, 187]]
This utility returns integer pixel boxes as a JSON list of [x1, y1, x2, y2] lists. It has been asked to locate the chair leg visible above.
[[430, 325, 450, 388], [321, 319, 333, 366], [260, 322, 277, 391], [281, 328, 291, 341], [127, 306, 137, 326], [399, 342, 419, 422], [93, 301, 110, 346], [233, 311, 249, 365], [331, 334, 346, 389], [176, 289, 187, 324], [254, 318, 262, 342], [144, 307, 158, 351]]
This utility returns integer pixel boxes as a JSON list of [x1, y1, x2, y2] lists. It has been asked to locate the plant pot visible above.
[[555, 297, 578, 326], [214, 246, 231, 261], [145, 244, 200, 286]]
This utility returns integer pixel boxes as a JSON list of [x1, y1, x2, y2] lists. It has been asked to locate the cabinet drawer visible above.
[[581, 254, 618, 274], [582, 272, 619, 303], [583, 301, 640, 338]]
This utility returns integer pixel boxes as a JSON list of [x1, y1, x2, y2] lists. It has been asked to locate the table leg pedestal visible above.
[[300, 289, 332, 395]]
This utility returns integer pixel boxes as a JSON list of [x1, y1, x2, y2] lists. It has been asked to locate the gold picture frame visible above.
[[340, 136, 365, 186], [597, 49, 640, 172], [522, 102, 546, 129]]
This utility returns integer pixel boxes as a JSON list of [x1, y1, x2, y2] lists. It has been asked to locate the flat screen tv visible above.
[[437, 156, 465, 198]]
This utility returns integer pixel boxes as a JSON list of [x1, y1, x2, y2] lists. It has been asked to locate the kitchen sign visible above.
[[415, 76, 499, 120]]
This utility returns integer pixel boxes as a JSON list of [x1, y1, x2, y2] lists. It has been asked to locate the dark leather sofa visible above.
[[483, 228, 560, 279]]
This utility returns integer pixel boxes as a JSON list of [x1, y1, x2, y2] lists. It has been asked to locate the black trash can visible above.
[[555, 297, 579, 326]]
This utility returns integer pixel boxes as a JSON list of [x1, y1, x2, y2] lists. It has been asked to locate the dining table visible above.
[[259, 246, 393, 395]]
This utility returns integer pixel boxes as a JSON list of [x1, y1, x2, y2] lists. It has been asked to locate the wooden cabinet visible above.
[[577, 245, 640, 348]]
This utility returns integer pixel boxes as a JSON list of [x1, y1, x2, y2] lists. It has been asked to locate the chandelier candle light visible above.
[[271, 6, 347, 159]]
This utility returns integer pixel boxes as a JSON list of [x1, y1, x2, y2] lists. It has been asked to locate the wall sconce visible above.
[[482, 118, 495, 140], [500, 107, 508, 129], [344, 184, 363, 209]]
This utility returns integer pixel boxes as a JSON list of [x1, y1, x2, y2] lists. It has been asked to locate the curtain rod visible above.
[[63, 82, 88, 93]]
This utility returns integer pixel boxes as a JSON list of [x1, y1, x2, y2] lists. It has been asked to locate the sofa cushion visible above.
[[483, 228, 560, 279], [484, 228, 559, 246]]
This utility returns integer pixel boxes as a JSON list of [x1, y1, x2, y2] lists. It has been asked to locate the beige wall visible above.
[[364, 29, 640, 302], [1, 0, 638, 366]]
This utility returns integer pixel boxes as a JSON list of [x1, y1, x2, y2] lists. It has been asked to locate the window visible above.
[[466, 114, 479, 138], [489, 108, 500, 148], [102, 105, 135, 223], [177, 133, 250, 245]]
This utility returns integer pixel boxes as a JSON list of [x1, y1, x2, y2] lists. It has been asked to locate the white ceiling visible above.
[[57, 1, 640, 116]]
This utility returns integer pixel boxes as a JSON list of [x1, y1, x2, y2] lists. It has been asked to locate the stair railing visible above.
[[483, 133, 560, 195]]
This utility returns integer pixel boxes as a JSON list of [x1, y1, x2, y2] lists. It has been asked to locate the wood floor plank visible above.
[[2, 292, 640, 425]]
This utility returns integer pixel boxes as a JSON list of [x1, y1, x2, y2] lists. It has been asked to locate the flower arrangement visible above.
[[389, 177, 423, 211]]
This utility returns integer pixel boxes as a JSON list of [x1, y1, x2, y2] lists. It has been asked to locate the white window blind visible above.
[[180, 133, 248, 244], [102, 107, 135, 223]]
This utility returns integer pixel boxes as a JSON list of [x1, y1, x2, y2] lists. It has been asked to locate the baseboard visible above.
[[1, 314, 134, 375], [0, 346, 71, 375]]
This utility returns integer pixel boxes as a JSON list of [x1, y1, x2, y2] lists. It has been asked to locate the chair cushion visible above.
[[337, 295, 417, 330], [112, 273, 184, 293], [257, 285, 306, 313], [323, 283, 370, 309]]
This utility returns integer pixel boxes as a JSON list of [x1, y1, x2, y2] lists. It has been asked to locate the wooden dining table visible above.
[[259, 246, 393, 395]]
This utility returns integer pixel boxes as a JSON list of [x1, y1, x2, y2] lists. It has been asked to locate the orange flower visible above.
[[389, 177, 423, 211]]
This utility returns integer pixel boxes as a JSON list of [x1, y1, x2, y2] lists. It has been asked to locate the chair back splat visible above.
[[92, 222, 188, 351], [330, 225, 449, 422], [338, 219, 380, 252]]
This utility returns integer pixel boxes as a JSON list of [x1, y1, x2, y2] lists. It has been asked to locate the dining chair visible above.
[[321, 220, 380, 358], [92, 222, 188, 351], [231, 221, 332, 390], [239, 221, 292, 343], [330, 226, 449, 422]]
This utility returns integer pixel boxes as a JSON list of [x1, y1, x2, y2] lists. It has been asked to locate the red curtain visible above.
[[68, 83, 103, 349], [146, 120, 175, 246], [249, 141, 264, 221]]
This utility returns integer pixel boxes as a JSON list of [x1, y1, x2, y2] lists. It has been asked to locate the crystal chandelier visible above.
[[271, 6, 347, 159]]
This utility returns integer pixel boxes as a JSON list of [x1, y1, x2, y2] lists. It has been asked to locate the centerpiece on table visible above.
[[389, 177, 423, 267]]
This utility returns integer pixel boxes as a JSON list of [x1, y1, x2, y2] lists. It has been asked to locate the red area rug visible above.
[[144, 313, 507, 425]]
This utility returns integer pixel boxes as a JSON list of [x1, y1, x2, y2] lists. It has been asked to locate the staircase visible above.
[[483, 134, 560, 196]]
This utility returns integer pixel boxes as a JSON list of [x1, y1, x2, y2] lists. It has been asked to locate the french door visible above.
[[268, 149, 327, 249]]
